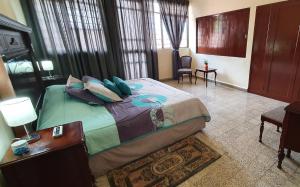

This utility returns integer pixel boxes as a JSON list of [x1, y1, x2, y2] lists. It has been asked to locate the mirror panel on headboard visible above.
[[2, 53, 42, 107], [0, 13, 43, 137]]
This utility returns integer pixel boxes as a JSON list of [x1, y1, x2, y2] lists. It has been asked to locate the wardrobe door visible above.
[[292, 41, 300, 101], [266, 2, 300, 101], [248, 5, 272, 94]]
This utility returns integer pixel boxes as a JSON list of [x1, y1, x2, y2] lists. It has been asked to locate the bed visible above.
[[37, 78, 210, 176], [0, 17, 211, 177]]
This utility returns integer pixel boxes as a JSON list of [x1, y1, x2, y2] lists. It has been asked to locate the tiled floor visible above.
[[96, 79, 300, 187]]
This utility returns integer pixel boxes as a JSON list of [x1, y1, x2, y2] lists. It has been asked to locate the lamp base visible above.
[[23, 133, 41, 144]]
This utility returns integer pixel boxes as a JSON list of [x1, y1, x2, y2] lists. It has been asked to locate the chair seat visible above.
[[261, 106, 286, 126], [178, 68, 192, 73]]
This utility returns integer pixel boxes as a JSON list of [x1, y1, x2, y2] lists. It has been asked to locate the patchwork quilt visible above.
[[37, 78, 210, 155]]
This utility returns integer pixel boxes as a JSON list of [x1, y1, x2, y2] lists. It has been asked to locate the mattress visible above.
[[37, 78, 210, 155]]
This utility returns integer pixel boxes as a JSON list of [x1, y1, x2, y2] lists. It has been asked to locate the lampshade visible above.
[[0, 97, 37, 127], [41, 60, 54, 71]]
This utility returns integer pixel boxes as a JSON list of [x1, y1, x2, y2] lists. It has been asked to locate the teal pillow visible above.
[[113, 76, 132, 95], [69, 82, 84, 89], [103, 79, 122, 97]]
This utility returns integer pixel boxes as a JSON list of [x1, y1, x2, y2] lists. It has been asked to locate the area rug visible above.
[[107, 135, 221, 187]]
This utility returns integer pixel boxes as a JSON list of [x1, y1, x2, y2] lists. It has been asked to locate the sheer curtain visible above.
[[158, 0, 189, 80], [23, 0, 158, 80], [23, 0, 124, 79], [115, 0, 158, 80]]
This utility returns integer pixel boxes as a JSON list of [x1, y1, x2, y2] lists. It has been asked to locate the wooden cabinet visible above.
[[249, 1, 300, 102], [0, 122, 94, 187], [196, 8, 250, 57]]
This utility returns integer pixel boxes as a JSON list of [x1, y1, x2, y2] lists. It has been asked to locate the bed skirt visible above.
[[89, 118, 206, 177]]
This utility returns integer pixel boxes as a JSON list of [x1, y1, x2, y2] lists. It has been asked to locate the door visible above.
[[266, 2, 300, 101], [292, 36, 300, 101], [248, 4, 272, 94], [249, 1, 300, 102]]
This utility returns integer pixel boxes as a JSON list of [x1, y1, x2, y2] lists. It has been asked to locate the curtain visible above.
[[22, 0, 125, 80], [158, 0, 189, 80], [22, 0, 158, 80], [113, 0, 159, 80]]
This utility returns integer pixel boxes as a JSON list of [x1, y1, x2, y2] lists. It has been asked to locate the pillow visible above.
[[82, 75, 103, 85], [103, 79, 123, 97], [66, 75, 81, 86], [65, 75, 104, 105], [84, 80, 122, 103], [113, 76, 132, 95]]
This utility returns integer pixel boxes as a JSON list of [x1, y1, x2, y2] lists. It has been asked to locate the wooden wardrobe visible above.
[[249, 1, 300, 102]]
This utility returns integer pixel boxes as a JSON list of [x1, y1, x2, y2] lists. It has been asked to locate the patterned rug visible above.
[[107, 136, 221, 187]]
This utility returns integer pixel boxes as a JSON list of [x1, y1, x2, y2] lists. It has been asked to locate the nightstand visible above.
[[0, 121, 94, 187], [42, 75, 67, 87]]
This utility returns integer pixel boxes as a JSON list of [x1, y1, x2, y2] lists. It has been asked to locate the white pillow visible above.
[[66, 75, 82, 86], [84, 80, 122, 102]]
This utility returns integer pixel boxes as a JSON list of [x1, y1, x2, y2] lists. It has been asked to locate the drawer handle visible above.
[[10, 38, 18, 45]]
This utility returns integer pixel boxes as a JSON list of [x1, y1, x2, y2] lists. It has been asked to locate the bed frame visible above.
[[0, 13, 45, 136]]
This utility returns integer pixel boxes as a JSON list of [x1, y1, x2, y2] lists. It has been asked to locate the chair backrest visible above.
[[179, 56, 192, 69], [280, 102, 300, 152]]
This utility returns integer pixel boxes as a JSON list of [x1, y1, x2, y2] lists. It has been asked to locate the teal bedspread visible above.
[[37, 85, 120, 155], [37, 79, 210, 155]]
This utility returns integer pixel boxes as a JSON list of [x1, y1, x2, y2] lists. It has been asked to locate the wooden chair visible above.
[[278, 102, 300, 169], [178, 56, 192, 84]]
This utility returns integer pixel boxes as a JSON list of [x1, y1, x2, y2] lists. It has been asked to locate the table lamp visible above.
[[41, 60, 54, 77], [0, 97, 40, 143]]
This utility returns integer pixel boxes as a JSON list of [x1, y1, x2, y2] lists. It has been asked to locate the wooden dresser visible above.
[[0, 121, 94, 187]]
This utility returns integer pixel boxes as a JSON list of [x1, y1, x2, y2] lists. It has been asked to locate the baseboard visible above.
[[159, 78, 173, 82], [194, 75, 247, 92], [160, 76, 247, 92], [159, 75, 247, 92]]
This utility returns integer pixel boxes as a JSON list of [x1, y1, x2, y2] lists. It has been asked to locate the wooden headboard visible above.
[[0, 14, 44, 136]]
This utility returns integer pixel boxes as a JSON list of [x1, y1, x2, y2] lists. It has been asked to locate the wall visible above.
[[189, 0, 286, 89], [0, 1, 24, 186], [0, 117, 14, 187], [158, 48, 190, 80], [0, 59, 15, 187], [0, 0, 26, 25]]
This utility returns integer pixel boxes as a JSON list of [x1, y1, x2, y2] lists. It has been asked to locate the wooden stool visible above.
[[259, 106, 286, 143]]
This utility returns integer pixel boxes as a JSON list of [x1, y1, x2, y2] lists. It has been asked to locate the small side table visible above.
[[0, 121, 94, 187], [195, 68, 217, 87]]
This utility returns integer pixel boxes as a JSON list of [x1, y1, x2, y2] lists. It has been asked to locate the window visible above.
[[153, 2, 189, 49], [34, 0, 107, 54], [116, 0, 149, 79]]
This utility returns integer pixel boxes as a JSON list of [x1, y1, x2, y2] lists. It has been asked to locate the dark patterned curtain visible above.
[[22, 0, 125, 79], [158, 0, 189, 80], [113, 0, 158, 80]]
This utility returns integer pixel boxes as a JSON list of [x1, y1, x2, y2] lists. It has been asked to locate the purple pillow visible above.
[[65, 84, 104, 105]]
